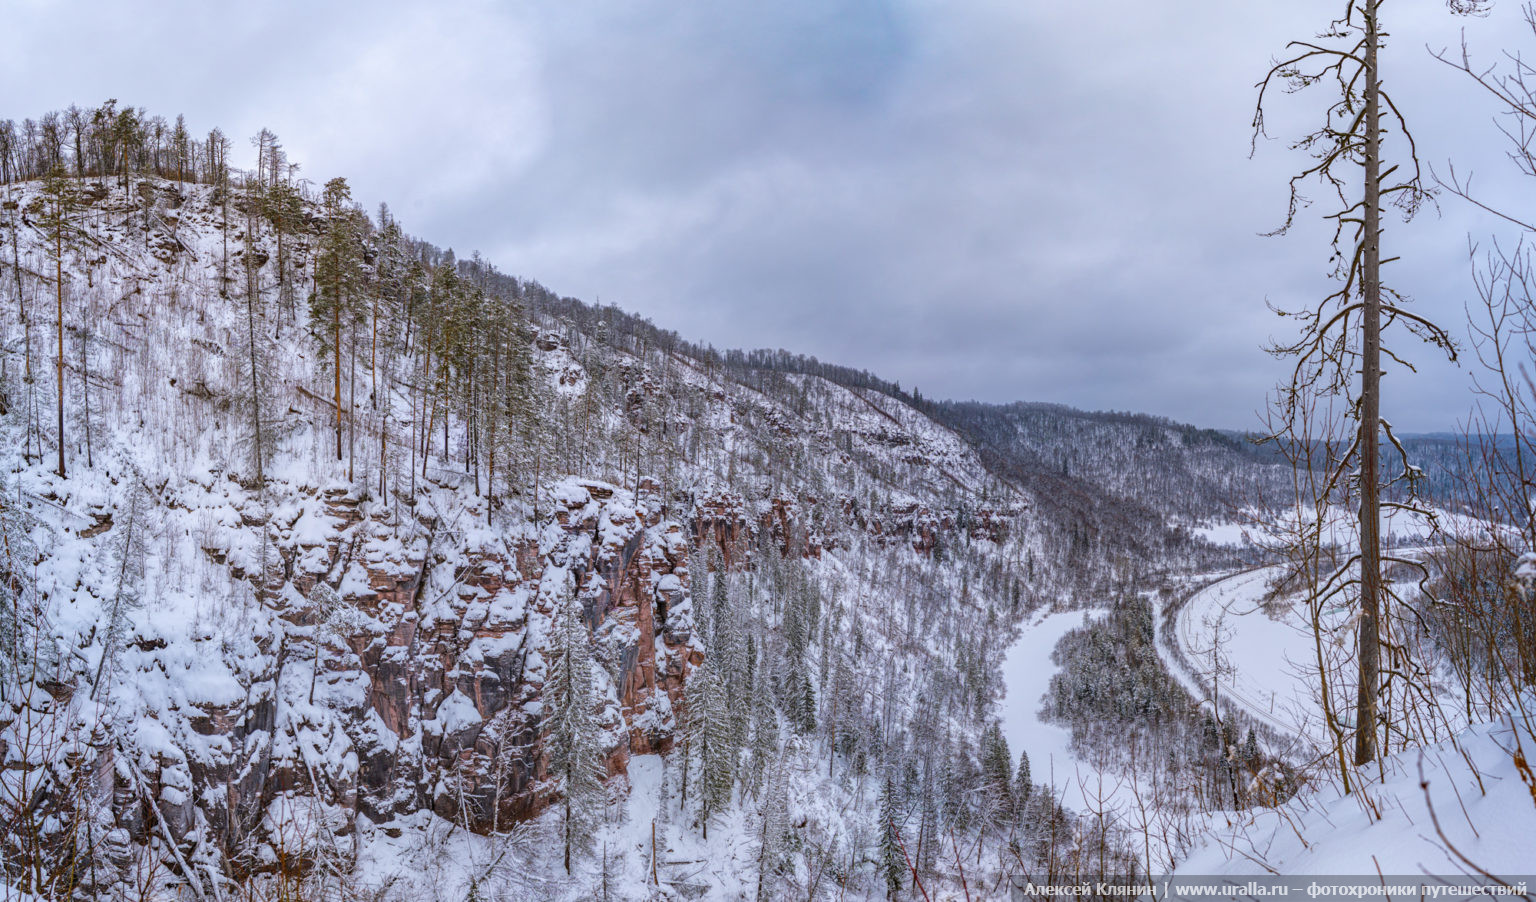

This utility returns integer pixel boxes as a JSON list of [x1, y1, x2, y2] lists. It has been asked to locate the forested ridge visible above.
[[0, 101, 1291, 900], [6, 91, 1531, 900]]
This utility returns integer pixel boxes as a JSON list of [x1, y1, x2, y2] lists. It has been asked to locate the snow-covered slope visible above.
[[0, 171, 1098, 899], [1180, 710, 1536, 877]]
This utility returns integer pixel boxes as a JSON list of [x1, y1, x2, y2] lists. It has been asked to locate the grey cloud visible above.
[[6, 0, 1531, 431]]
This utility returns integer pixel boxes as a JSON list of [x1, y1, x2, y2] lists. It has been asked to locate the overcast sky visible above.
[[4, 0, 1531, 430]]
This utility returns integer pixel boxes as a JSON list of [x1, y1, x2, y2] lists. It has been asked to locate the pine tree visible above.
[[692, 661, 735, 838], [37, 165, 76, 478], [311, 177, 364, 470], [235, 183, 277, 488], [0, 475, 39, 694], [545, 588, 605, 873], [110, 105, 141, 196], [91, 478, 147, 698], [261, 180, 304, 324], [794, 670, 816, 735], [693, 570, 716, 652], [753, 753, 789, 902], [515, 328, 553, 520], [487, 293, 535, 518], [709, 547, 729, 648], [942, 736, 977, 833], [1012, 750, 1032, 822], [419, 261, 462, 476], [878, 775, 904, 899], [307, 582, 340, 706], [747, 680, 779, 799], [981, 721, 1013, 823], [704, 550, 753, 754]]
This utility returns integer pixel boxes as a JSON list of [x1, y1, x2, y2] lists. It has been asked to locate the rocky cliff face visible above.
[[0, 175, 1032, 894], [128, 479, 705, 852], [157, 475, 1020, 843], [39, 471, 1011, 881]]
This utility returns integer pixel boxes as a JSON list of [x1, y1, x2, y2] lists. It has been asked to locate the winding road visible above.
[[1158, 567, 1320, 743]]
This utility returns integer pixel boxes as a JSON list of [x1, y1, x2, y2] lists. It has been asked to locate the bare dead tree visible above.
[[1427, 3, 1536, 709], [1255, 0, 1468, 768], [1259, 389, 1358, 790]]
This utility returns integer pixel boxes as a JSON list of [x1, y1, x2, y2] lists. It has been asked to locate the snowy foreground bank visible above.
[[1180, 709, 1536, 877], [1002, 595, 1536, 884]]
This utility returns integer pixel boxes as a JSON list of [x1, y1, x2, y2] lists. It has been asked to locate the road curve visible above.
[[1158, 567, 1318, 743]]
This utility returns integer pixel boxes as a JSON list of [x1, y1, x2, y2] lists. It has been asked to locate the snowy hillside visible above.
[[6, 103, 1529, 902], [1, 156, 1208, 900]]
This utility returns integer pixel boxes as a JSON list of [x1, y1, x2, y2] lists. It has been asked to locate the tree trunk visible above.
[[348, 317, 356, 482], [55, 225, 65, 479], [1355, 1, 1384, 768], [10, 195, 36, 462], [246, 203, 264, 488], [220, 176, 229, 299], [564, 796, 573, 874], [80, 328, 92, 469], [275, 218, 286, 334], [420, 336, 434, 478], [380, 408, 389, 502], [334, 285, 343, 463], [371, 292, 378, 409]]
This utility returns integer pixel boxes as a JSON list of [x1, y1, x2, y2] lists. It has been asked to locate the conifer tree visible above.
[[307, 583, 340, 706], [37, 165, 76, 478], [370, 211, 404, 412], [795, 671, 816, 735], [694, 559, 718, 651], [514, 328, 553, 519], [74, 322, 96, 470], [482, 291, 534, 518], [747, 680, 778, 799], [981, 721, 1013, 822], [419, 261, 461, 474], [878, 775, 904, 899], [312, 177, 364, 469], [92, 478, 147, 698], [753, 753, 789, 902], [207, 128, 232, 294], [110, 105, 141, 196], [1012, 750, 1032, 821], [235, 183, 277, 488], [545, 588, 604, 873], [710, 547, 730, 647], [0, 476, 39, 693], [692, 660, 735, 838], [261, 180, 304, 325], [171, 114, 189, 183], [1241, 729, 1260, 774]]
